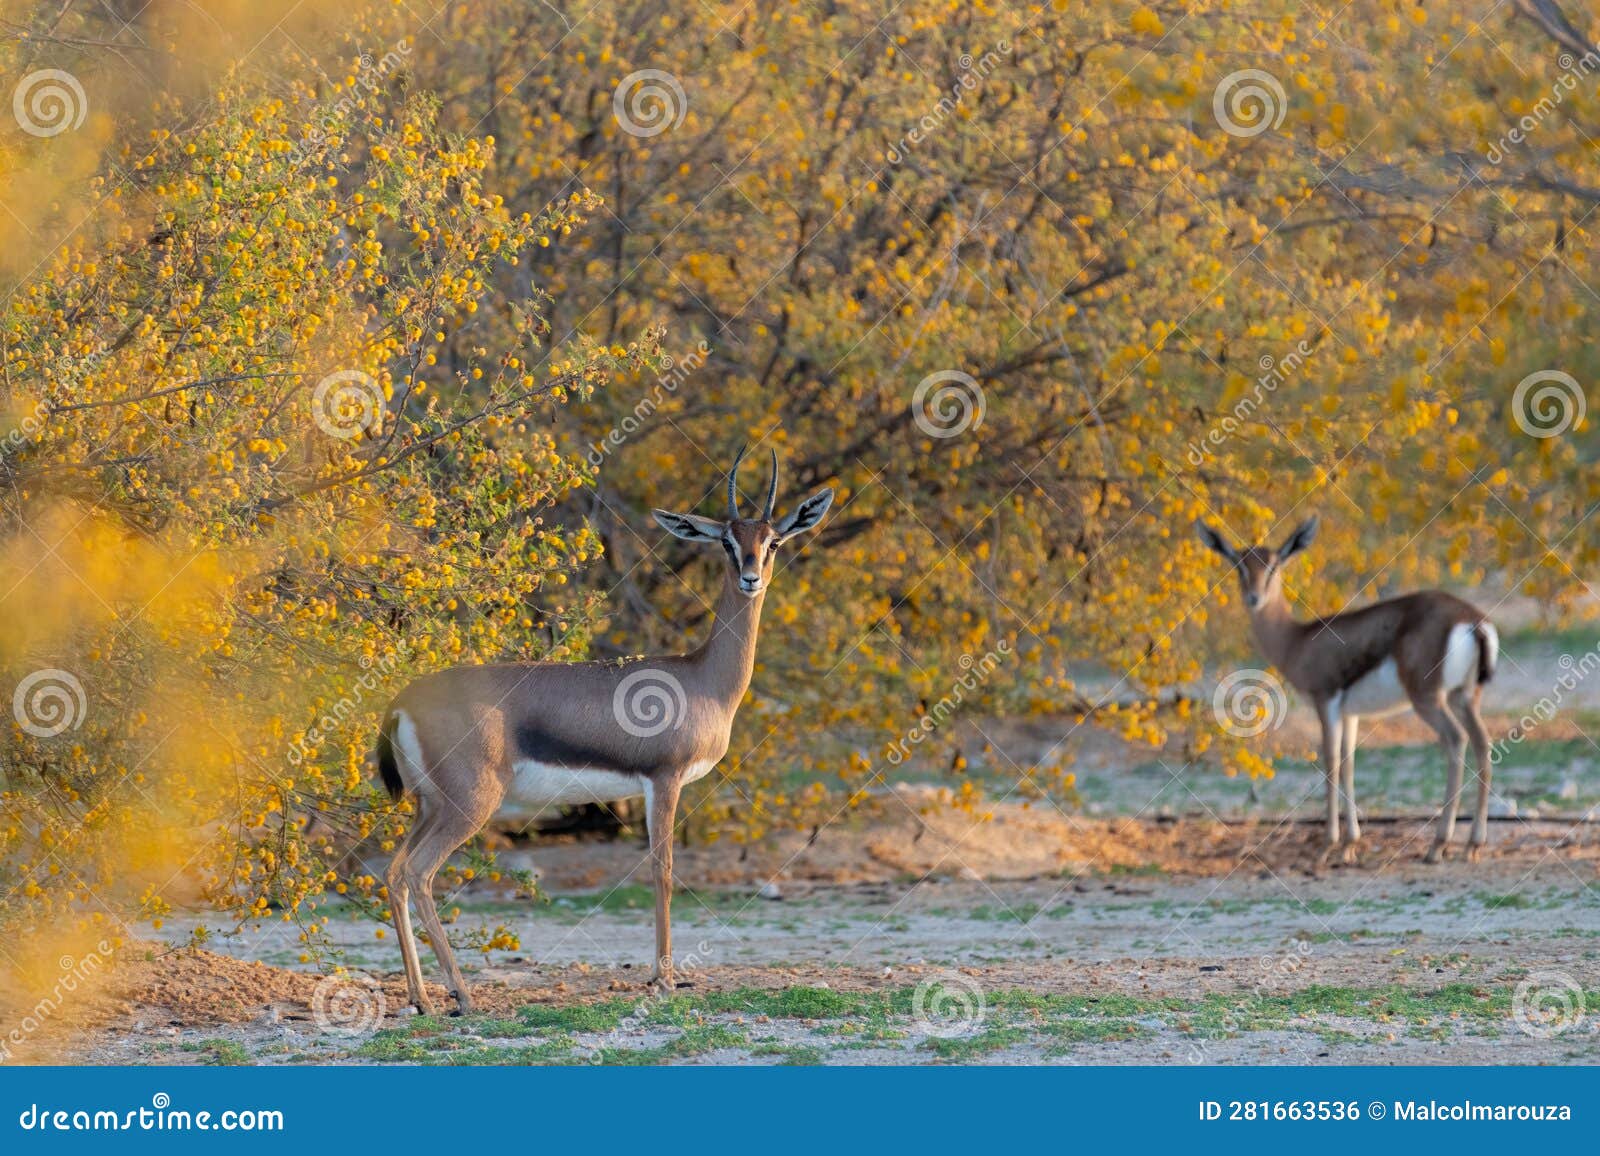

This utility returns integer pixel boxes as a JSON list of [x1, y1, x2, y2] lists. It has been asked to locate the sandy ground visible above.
[[26, 800, 1600, 1066], [9, 621, 1599, 1066]]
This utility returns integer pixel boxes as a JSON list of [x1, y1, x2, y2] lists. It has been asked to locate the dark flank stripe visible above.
[[513, 721, 653, 775]]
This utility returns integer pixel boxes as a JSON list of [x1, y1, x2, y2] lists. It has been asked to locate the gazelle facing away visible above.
[[376, 446, 833, 1014], [1196, 515, 1498, 865]]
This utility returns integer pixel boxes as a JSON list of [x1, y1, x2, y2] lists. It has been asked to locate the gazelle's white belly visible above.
[[503, 762, 645, 810], [1337, 658, 1409, 718], [497, 757, 720, 816]]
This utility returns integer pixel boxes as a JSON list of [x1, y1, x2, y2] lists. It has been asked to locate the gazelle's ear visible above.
[[1193, 520, 1240, 564], [653, 509, 726, 543], [775, 487, 834, 543], [1277, 514, 1319, 562]]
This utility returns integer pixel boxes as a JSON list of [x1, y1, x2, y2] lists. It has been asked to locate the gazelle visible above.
[[375, 446, 833, 1014], [1196, 515, 1498, 865]]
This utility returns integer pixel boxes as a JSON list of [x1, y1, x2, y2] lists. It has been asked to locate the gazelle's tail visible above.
[[1474, 622, 1498, 686], [376, 712, 405, 802]]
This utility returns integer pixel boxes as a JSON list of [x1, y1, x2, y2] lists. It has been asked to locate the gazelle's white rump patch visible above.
[[1442, 622, 1481, 690], [392, 710, 428, 790]]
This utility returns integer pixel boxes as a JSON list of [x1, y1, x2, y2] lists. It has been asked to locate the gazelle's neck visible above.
[[1248, 592, 1298, 670], [690, 570, 765, 708]]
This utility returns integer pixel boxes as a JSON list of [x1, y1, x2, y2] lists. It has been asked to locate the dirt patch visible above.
[[520, 786, 1599, 895]]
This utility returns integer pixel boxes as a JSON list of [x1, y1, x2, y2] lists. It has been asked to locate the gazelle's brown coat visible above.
[[376, 448, 833, 1014], [1197, 516, 1498, 864]]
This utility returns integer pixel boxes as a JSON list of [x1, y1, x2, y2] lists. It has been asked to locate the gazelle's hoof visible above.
[[1424, 841, 1448, 864], [649, 973, 675, 995], [1341, 841, 1360, 865], [414, 1001, 435, 1017], [1465, 843, 1484, 864]]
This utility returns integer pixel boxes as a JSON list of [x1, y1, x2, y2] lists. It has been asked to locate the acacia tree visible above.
[[396, 0, 1597, 831], [0, 7, 657, 962]]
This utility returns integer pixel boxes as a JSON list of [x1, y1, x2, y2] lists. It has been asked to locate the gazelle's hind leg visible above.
[[385, 840, 430, 1015], [1450, 685, 1493, 863], [402, 795, 497, 1015], [1414, 695, 1467, 863], [1314, 700, 1342, 865], [1340, 714, 1360, 863]]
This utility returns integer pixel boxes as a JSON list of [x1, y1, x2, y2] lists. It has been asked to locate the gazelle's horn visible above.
[[764, 449, 779, 521], [727, 442, 749, 520]]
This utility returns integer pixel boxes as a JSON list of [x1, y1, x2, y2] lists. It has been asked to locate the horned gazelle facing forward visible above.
[[1196, 516, 1498, 865], [376, 446, 833, 1014]]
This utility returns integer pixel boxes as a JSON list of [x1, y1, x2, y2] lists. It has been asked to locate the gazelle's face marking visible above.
[[1234, 548, 1285, 611], [652, 447, 835, 597], [722, 518, 780, 597], [1195, 514, 1318, 613]]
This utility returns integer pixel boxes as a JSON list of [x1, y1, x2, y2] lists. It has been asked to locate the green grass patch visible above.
[[922, 1025, 1030, 1061], [591, 1024, 748, 1066], [749, 1043, 826, 1065], [180, 1038, 253, 1066]]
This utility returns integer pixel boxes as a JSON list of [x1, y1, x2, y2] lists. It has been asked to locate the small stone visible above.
[[758, 882, 783, 901]]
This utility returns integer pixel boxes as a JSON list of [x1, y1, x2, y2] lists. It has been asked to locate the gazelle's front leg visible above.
[[643, 774, 683, 992], [1340, 714, 1360, 863], [1315, 699, 1342, 862]]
